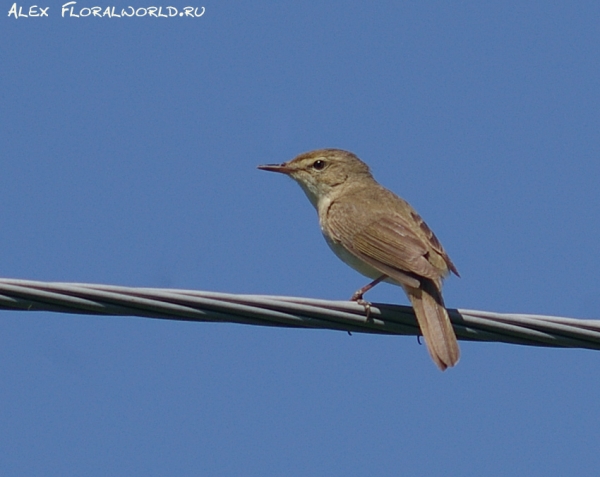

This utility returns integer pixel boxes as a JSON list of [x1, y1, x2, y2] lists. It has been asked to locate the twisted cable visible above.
[[0, 278, 598, 350]]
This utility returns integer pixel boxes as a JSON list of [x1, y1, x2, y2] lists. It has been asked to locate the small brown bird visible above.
[[258, 149, 460, 370]]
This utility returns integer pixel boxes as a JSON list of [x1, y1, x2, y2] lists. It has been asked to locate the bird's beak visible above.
[[257, 163, 293, 174]]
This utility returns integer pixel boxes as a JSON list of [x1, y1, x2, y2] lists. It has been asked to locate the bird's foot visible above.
[[350, 275, 387, 322], [350, 289, 365, 302], [351, 295, 373, 321]]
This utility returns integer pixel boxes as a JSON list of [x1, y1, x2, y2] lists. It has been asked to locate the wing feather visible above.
[[325, 197, 452, 283]]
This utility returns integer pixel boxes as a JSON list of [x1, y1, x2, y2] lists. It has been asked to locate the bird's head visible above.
[[258, 149, 373, 208]]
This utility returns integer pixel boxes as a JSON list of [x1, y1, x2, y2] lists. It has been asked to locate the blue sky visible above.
[[2, 2, 600, 475]]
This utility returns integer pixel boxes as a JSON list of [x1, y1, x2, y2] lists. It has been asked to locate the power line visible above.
[[0, 278, 599, 350]]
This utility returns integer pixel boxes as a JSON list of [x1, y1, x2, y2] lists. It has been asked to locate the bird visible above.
[[258, 148, 460, 370]]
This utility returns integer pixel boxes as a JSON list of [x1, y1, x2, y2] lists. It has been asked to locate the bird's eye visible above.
[[312, 160, 325, 170]]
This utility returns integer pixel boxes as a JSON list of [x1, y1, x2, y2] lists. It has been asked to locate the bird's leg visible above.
[[350, 275, 387, 301], [350, 275, 387, 320]]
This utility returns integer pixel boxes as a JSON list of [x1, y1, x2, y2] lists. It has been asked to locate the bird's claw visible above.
[[352, 297, 373, 321]]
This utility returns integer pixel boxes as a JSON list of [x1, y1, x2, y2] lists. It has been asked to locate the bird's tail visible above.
[[404, 280, 460, 371]]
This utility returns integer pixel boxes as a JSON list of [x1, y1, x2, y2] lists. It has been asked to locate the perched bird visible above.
[[258, 149, 460, 370]]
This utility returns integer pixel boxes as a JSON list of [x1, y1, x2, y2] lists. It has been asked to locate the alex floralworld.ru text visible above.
[[8, 2, 206, 18]]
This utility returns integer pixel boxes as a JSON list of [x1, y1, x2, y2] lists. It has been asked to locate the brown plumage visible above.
[[259, 149, 460, 370]]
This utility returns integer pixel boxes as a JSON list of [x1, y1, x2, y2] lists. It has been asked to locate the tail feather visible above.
[[404, 280, 460, 371]]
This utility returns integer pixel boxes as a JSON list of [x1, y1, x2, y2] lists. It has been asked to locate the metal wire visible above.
[[0, 278, 599, 350]]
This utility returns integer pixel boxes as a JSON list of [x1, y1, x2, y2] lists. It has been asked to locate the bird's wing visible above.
[[325, 203, 446, 285], [407, 210, 460, 277]]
